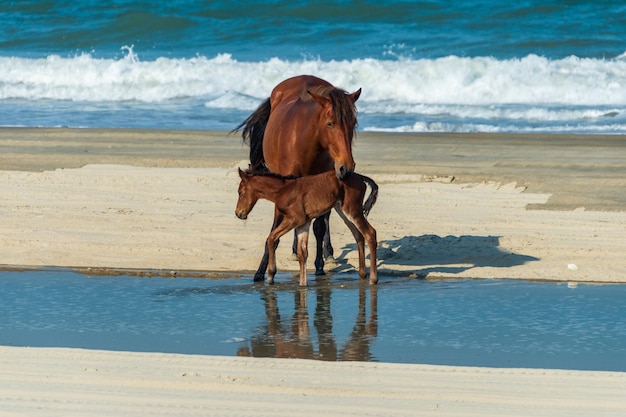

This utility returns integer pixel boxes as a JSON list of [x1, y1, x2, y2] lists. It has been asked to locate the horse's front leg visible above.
[[254, 209, 283, 282], [295, 222, 311, 286], [323, 212, 334, 260], [312, 214, 328, 275], [313, 212, 336, 276]]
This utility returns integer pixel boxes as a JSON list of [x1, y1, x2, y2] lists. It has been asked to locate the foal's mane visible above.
[[310, 86, 359, 139], [244, 169, 299, 182]]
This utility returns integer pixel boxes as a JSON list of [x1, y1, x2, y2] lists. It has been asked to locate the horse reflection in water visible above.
[[237, 284, 378, 361]]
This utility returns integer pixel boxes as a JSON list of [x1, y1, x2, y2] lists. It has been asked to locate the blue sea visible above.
[[2, 0, 626, 133]]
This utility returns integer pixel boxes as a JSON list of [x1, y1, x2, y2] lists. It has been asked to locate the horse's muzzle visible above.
[[336, 164, 354, 180]]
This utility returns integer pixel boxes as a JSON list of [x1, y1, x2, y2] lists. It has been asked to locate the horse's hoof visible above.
[[253, 273, 265, 282], [324, 256, 339, 270], [315, 268, 326, 276]]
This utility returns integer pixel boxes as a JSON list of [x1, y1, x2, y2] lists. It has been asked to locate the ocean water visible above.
[[2, 269, 626, 371], [2, 0, 626, 133]]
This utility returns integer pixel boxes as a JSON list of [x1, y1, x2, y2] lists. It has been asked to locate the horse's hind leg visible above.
[[254, 246, 269, 282], [291, 231, 299, 261]]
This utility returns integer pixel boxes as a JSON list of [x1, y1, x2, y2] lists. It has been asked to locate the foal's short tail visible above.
[[232, 97, 271, 170], [362, 175, 379, 217]]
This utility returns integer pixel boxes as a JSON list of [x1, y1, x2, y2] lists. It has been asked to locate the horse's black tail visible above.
[[232, 98, 271, 170], [361, 175, 379, 217]]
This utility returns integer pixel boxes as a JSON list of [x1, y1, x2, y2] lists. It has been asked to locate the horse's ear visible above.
[[350, 88, 361, 103], [307, 90, 330, 107]]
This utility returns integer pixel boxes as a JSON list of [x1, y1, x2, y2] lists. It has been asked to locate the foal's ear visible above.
[[307, 90, 330, 108], [238, 167, 247, 180], [350, 88, 362, 103]]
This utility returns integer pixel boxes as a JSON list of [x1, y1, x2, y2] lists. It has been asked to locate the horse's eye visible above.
[[326, 122, 334, 128]]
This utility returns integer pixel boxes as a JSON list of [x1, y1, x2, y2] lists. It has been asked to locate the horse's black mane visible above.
[[233, 98, 270, 170]]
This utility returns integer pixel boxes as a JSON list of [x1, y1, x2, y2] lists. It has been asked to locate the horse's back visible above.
[[271, 75, 333, 105]]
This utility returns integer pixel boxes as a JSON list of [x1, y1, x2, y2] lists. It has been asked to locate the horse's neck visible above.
[[252, 177, 289, 203]]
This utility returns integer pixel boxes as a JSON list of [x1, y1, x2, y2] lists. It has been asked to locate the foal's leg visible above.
[[350, 214, 378, 285], [265, 216, 298, 285], [337, 205, 378, 284], [294, 222, 311, 286], [254, 209, 284, 282], [334, 207, 367, 280]]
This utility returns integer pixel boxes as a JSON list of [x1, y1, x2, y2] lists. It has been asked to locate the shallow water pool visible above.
[[1, 269, 625, 371]]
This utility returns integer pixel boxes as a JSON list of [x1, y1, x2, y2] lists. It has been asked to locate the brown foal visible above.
[[236, 169, 378, 286]]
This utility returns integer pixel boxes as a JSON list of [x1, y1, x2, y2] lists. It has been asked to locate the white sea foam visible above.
[[2, 48, 626, 132]]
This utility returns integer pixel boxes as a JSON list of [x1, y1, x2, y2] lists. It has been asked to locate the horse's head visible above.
[[235, 168, 258, 220], [308, 87, 361, 179]]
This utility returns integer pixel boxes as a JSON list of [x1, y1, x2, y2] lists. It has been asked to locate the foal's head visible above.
[[235, 168, 258, 220]]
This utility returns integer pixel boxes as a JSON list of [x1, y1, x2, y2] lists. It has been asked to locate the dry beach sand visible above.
[[1, 127, 625, 416], [2, 345, 625, 417]]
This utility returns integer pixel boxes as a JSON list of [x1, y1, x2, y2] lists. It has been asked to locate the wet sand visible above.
[[2, 127, 625, 210], [1, 127, 625, 416]]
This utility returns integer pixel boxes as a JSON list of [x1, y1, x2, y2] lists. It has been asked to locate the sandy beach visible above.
[[0, 128, 624, 281], [1, 127, 625, 415]]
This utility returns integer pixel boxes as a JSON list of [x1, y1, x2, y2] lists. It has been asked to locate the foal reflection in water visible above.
[[238, 285, 378, 361], [236, 168, 378, 286]]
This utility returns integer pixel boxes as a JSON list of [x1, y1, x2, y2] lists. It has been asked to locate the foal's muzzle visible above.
[[236, 210, 248, 220]]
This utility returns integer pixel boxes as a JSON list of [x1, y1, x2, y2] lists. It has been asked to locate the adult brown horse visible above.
[[235, 75, 361, 282]]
